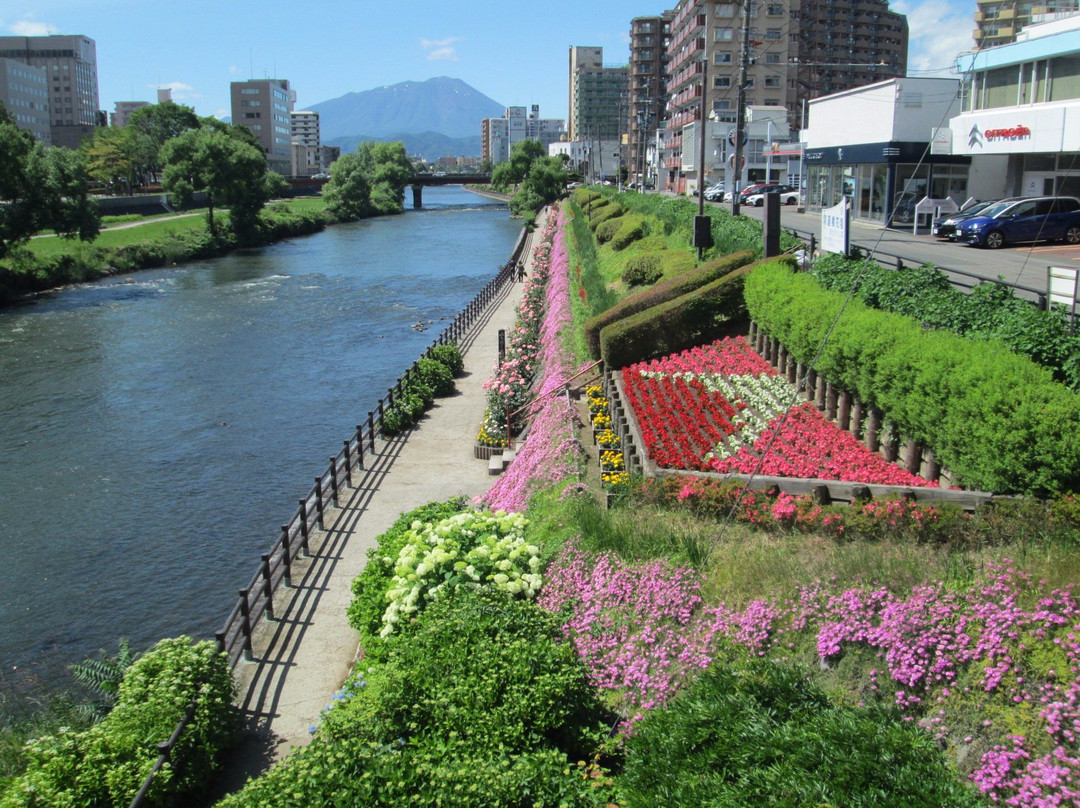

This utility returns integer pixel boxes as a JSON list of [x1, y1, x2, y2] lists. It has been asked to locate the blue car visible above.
[[956, 196, 1080, 249]]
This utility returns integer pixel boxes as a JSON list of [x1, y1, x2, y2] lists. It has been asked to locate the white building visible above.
[[482, 105, 566, 164], [800, 77, 971, 222], [290, 110, 321, 176], [949, 13, 1080, 199], [549, 139, 622, 183]]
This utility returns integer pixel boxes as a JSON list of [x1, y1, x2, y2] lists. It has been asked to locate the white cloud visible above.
[[10, 18, 59, 36], [421, 36, 461, 62], [893, 0, 973, 76]]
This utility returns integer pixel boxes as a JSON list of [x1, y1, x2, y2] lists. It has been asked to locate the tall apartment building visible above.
[[0, 34, 101, 148], [111, 100, 148, 128], [290, 110, 321, 177], [568, 46, 629, 143], [973, 0, 1080, 48], [629, 15, 672, 187], [482, 106, 566, 164], [659, 0, 907, 192], [230, 78, 296, 175], [0, 58, 50, 144]]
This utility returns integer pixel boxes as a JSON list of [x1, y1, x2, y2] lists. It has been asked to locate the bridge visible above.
[[409, 174, 492, 208]]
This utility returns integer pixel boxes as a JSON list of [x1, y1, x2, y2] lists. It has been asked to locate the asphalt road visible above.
[[722, 199, 1079, 303]]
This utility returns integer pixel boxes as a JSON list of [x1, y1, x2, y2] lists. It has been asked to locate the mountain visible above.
[[309, 77, 504, 144], [326, 131, 483, 160]]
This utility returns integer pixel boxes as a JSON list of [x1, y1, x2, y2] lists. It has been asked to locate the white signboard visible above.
[[821, 201, 849, 256], [1048, 265, 1079, 317]]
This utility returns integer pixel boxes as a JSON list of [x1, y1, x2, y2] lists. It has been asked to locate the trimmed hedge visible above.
[[599, 259, 769, 368], [595, 216, 622, 244], [583, 249, 755, 359], [660, 250, 696, 276], [621, 253, 664, 287], [744, 262, 1080, 495], [587, 202, 624, 231], [610, 214, 648, 251]]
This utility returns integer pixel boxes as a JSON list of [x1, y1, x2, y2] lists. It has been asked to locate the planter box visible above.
[[474, 443, 507, 461]]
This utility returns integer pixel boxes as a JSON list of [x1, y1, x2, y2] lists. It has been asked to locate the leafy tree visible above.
[[490, 140, 568, 217], [323, 148, 375, 221], [159, 124, 276, 239], [367, 141, 414, 214], [126, 100, 200, 182], [81, 125, 143, 193], [490, 139, 546, 190], [0, 105, 100, 259]]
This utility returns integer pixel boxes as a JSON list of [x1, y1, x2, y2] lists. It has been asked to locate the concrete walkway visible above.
[[209, 210, 546, 799]]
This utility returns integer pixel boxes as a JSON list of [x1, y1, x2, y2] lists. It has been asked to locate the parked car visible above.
[[744, 184, 800, 206], [704, 183, 726, 202], [955, 196, 1080, 249], [734, 183, 770, 203], [931, 199, 1000, 239]]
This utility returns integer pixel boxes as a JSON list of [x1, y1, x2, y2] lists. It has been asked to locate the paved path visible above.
[[209, 210, 545, 799]]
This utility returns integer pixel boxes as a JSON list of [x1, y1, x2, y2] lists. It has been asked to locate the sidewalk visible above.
[[210, 211, 545, 798]]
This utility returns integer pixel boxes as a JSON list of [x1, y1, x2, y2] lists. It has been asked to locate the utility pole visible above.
[[731, 0, 752, 217], [694, 1, 713, 259]]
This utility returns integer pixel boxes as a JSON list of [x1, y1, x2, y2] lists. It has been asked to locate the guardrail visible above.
[[125, 224, 529, 808]]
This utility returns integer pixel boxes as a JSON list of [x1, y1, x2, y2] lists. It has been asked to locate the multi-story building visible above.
[[482, 106, 566, 164], [951, 13, 1080, 199], [0, 34, 101, 148], [290, 110, 321, 176], [629, 15, 672, 187], [0, 58, 50, 144], [111, 100, 148, 128], [230, 78, 295, 175], [973, 0, 1080, 48], [568, 46, 629, 145]]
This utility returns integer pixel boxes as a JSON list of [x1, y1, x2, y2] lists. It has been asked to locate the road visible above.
[[723, 199, 1080, 302]]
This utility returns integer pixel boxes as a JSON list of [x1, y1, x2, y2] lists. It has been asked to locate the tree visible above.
[[127, 101, 200, 182], [0, 105, 100, 259], [323, 149, 375, 221], [491, 139, 546, 191], [367, 141, 415, 214], [159, 124, 275, 239], [81, 125, 142, 193]]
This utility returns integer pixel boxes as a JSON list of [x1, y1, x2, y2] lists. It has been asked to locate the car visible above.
[[735, 183, 770, 202], [744, 184, 800, 206], [931, 199, 1007, 240], [703, 183, 726, 202], [311, 172, 331, 180], [955, 196, 1080, 249]]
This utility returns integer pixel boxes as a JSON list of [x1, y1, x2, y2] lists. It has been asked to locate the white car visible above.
[[744, 187, 800, 206]]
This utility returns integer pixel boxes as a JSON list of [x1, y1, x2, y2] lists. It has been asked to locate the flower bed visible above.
[[622, 336, 934, 487]]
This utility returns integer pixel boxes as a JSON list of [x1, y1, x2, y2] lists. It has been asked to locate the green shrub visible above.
[[572, 188, 602, 206], [582, 249, 756, 359], [660, 250, 696, 276], [1, 637, 236, 808], [427, 343, 464, 377], [745, 262, 1080, 495], [633, 235, 667, 252], [594, 216, 622, 244], [413, 357, 454, 397], [587, 202, 624, 231], [618, 655, 982, 808], [621, 253, 663, 287], [610, 214, 647, 251], [599, 261, 761, 368]]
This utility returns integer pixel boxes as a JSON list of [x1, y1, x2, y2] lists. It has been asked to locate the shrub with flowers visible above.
[[380, 509, 541, 639], [475, 407, 509, 448], [622, 336, 935, 487]]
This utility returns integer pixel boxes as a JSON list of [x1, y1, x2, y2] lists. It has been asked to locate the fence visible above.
[[127, 224, 529, 807]]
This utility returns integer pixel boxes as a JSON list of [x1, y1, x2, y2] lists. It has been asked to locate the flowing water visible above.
[[0, 186, 519, 696]]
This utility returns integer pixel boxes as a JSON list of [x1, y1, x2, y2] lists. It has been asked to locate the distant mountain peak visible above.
[[310, 77, 504, 142]]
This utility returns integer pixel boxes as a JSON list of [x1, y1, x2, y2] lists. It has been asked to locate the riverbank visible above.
[[208, 210, 543, 800], [464, 184, 512, 203]]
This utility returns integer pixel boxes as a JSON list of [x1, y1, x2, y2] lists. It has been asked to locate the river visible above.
[[0, 185, 519, 697]]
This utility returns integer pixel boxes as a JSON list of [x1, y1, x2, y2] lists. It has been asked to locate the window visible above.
[[714, 52, 733, 64], [241, 88, 259, 95], [767, 3, 784, 14], [241, 100, 261, 107], [715, 28, 734, 41], [714, 76, 731, 88], [766, 53, 782, 64], [766, 28, 782, 40], [764, 76, 781, 88]]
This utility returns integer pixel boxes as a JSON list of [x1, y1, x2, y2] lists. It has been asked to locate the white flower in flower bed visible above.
[[380, 509, 541, 637]]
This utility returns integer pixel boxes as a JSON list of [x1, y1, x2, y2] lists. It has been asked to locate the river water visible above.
[[0, 186, 519, 696]]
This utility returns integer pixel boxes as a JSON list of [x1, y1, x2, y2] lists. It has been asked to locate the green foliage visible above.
[[69, 639, 137, 722], [745, 262, 1080, 494], [413, 357, 455, 397], [323, 149, 375, 221], [610, 214, 648, 251], [599, 261, 760, 368], [427, 342, 464, 377], [621, 252, 663, 287], [2, 637, 236, 808], [619, 654, 981, 808], [810, 254, 1080, 390], [366, 142, 415, 215], [594, 216, 622, 244], [379, 378, 431, 436], [583, 249, 756, 359], [587, 201, 623, 231], [572, 188, 603, 206], [660, 249, 697, 276]]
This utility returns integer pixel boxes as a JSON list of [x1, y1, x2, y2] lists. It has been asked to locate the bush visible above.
[[610, 214, 647, 251], [599, 261, 761, 368], [745, 262, 1080, 495], [621, 253, 663, 287], [660, 250, 696, 276], [413, 357, 454, 397], [427, 343, 464, 377], [594, 216, 622, 244], [632, 235, 667, 252], [587, 202, 624, 231], [1, 637, 236, 808], [618, 655, 982, 808]]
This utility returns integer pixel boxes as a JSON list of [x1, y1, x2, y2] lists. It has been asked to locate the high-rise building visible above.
[[629, 15, 672, 187], [482, 106, 566, 164], [973, 0, 1080, 48], [230, 78, 296, 175], [111, 100, 148, 128], [0, 57, 50, 144], [0, 34, 101, 148], [568, 46, 629, 143], [290, 110, 321, 176]]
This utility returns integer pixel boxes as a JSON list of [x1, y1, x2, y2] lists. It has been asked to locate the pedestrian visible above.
[[516, 262, 527, 282]]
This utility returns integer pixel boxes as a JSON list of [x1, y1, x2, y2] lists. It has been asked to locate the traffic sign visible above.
[[727, 127, 748, 148]]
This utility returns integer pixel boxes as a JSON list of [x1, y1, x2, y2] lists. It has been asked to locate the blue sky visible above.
[[8, 0, 975, 123]]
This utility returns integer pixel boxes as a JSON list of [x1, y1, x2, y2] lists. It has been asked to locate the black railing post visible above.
[[367, 411, 376, 453], [261, 554, 274, 621], [314, 477, 325, 529], [343, 441, 353, 487], [239, 590, 253, 662], [280, 526, 292, 587], [329, 457, 340, 506], [298, 499, 311, 556]]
